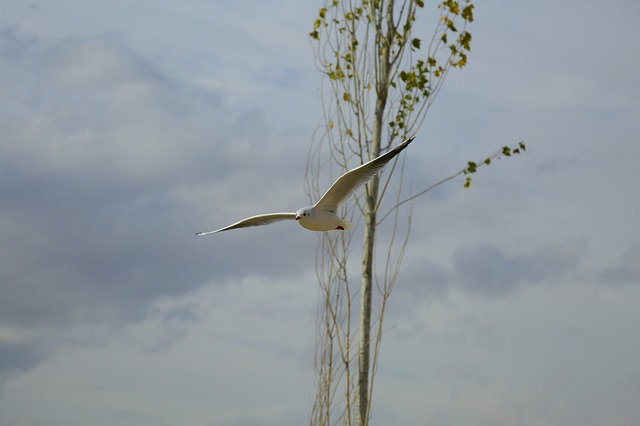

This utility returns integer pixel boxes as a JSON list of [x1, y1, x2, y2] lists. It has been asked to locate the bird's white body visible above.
[[295, 207, 352, 231], [196, 136, 414, 236]]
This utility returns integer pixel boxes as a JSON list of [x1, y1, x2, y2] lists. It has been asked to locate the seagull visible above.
[[196, 136, 414, 235]]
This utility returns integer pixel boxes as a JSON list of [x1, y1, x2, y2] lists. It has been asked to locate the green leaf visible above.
[[461, 4, 474, 22], [456, 53, 467, 67], [442, 16, 456, 32], [460, 31, 472, 51], [502, 146, 512, 156], [411, 38, 421, 50], [442, 0, 460, 15]]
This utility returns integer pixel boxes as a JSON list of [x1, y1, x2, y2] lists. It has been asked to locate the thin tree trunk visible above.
[[356, 183, 376, 425], [356, 94, 385, 425], [356, 2, 393, 417]]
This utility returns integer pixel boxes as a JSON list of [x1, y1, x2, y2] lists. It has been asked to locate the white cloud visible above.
[[0, 276, 317, 426], [1, 0, 639, 425], [376, 283, 640, 425], [0, 27, 314, 355]]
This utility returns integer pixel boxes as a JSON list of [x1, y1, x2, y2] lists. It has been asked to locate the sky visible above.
[[1, 0, 639, 425]]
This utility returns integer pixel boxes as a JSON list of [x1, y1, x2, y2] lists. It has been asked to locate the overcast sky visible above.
[[1, 1, 639, 425]]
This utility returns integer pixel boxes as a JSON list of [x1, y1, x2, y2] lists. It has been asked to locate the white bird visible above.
[[196, 136, 414, 235]]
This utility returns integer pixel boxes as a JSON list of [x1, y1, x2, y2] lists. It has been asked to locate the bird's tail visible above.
[[339, 218, 353, 231]]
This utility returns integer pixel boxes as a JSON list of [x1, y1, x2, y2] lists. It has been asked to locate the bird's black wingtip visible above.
[[396, 136, 415, 150]]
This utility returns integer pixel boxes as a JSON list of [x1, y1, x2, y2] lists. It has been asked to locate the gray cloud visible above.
[[0, 32, 315, 374], [452, 238, 588, 296], [0, 341, 47, 376], [1, 1, 640, 425], [601, 244, 640, 285], [394, 258, 451, 304], [395, 237, 589, 307]]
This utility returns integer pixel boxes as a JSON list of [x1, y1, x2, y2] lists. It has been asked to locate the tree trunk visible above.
[[356, 96, 385, 426], [356, 183, 376, 425]]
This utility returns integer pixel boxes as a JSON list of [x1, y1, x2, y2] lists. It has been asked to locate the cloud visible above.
[[1, 1, 640, 425], [0, 341, 47, 376], [0, 277, 317, 426], [452, 238, 588, 296], [395, 237, 590, 308], [393, 258, 452, 308], [0, 31, 316, 376], [601, 244, 640, 285]]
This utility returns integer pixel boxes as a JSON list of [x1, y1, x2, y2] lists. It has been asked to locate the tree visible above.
[[305, 1, 522, 425]]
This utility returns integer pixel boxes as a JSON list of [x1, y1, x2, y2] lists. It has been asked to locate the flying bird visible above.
[[196, 136, 414, 235]]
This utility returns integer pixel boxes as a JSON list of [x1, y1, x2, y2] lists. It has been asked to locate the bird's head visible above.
[[295, 207, 313, 221]]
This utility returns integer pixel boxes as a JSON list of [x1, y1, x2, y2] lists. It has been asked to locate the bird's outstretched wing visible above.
[[196, 212, 296, 235], [314, 136, 415, 212]]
